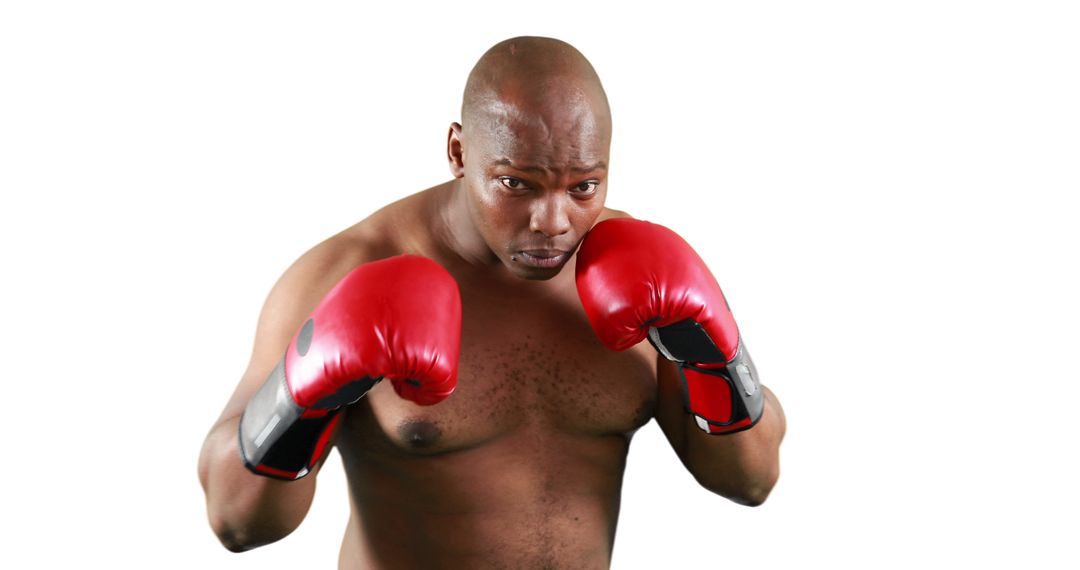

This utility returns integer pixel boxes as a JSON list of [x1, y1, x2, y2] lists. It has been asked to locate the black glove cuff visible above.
[[238, 357, 338, 480]]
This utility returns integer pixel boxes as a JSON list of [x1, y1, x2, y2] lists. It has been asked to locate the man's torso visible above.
[[330, 183, 658, 569]]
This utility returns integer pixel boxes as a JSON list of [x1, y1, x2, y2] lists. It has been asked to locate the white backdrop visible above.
[[2, 1, 1077, 568]]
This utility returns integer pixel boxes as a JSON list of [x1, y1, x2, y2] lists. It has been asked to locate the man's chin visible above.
[[506, 255, 569, 281], [509, 262, 564, 281]]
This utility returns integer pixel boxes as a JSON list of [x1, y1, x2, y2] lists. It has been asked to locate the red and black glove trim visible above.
[[238, 356, 379, 480], [647, 318, 764, 435], [676, 340, 763, 435]]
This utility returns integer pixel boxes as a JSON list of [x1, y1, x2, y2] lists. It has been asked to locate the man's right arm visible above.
[[197, 236, 370, 552]]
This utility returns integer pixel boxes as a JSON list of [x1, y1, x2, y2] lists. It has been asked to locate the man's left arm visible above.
[[654, 355, 786, 506], [575, 217, 786, 506]]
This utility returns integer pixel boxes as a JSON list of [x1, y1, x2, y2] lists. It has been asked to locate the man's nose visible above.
[[529, 193, 572, 237]]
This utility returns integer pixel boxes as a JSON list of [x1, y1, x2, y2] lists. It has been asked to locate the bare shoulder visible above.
[[284, 220, 397, 302], [597, 206, 636, 223], [212, 188, 440, 425], [338, 185, 441, 251], [223, 210, 403, 408], [257, 185, 444, 343], [281, 185, 441, 314]]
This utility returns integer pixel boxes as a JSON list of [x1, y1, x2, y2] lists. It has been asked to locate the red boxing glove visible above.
[[239, 255, 462, 479], [575, 219, 763, 434]]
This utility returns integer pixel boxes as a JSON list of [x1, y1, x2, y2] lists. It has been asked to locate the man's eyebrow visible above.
[[493, 158, 547, 174], [570, 161, 607, 174], [494, 158, 607, 174]]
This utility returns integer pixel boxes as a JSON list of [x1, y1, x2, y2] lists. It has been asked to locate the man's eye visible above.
[[499, 177, 525, 190], [572, 181, 599, 194]]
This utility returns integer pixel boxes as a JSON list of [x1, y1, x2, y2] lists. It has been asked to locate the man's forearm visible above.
[[679, 386, 786, 505], [198, 416, 319, 551], [653, 346, 786, 505]]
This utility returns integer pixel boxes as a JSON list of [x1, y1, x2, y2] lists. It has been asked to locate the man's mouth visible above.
[[515, 249, 569, 268]]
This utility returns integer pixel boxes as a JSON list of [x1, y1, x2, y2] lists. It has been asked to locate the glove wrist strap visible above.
[[678, 338, 764, 435], [238, 358, 340, 480]]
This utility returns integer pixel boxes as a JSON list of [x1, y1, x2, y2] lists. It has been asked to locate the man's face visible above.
[[458, 96, 610, 280]]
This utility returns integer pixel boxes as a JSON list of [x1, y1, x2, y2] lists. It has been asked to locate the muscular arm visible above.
[[197, 234, 374, 551], [654, 355, 786, 506], [198, 415, 321, 551]]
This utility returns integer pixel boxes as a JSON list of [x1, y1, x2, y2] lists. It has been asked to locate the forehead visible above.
[[470, 95, 610, 167]]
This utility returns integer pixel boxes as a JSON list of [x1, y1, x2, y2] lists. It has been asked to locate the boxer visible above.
[[198, 36, 786, 569]]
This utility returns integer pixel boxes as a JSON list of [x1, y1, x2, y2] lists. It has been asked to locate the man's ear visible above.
[[447, 122, 465, 178]]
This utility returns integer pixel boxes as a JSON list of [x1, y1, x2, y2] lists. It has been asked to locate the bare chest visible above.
[[343, 276, 657, 455]]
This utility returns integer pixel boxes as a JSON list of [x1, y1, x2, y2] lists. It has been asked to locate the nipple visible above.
[[397, 419, 443, 450]]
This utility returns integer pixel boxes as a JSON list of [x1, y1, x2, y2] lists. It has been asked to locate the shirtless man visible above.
[[198, 36, 786, 568]]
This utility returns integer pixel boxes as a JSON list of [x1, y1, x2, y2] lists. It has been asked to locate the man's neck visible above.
[[431, 179, 500, 268]]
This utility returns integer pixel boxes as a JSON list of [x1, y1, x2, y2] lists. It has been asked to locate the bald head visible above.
[[461, 37, 611, 138], [445, 38, 612, 280]]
